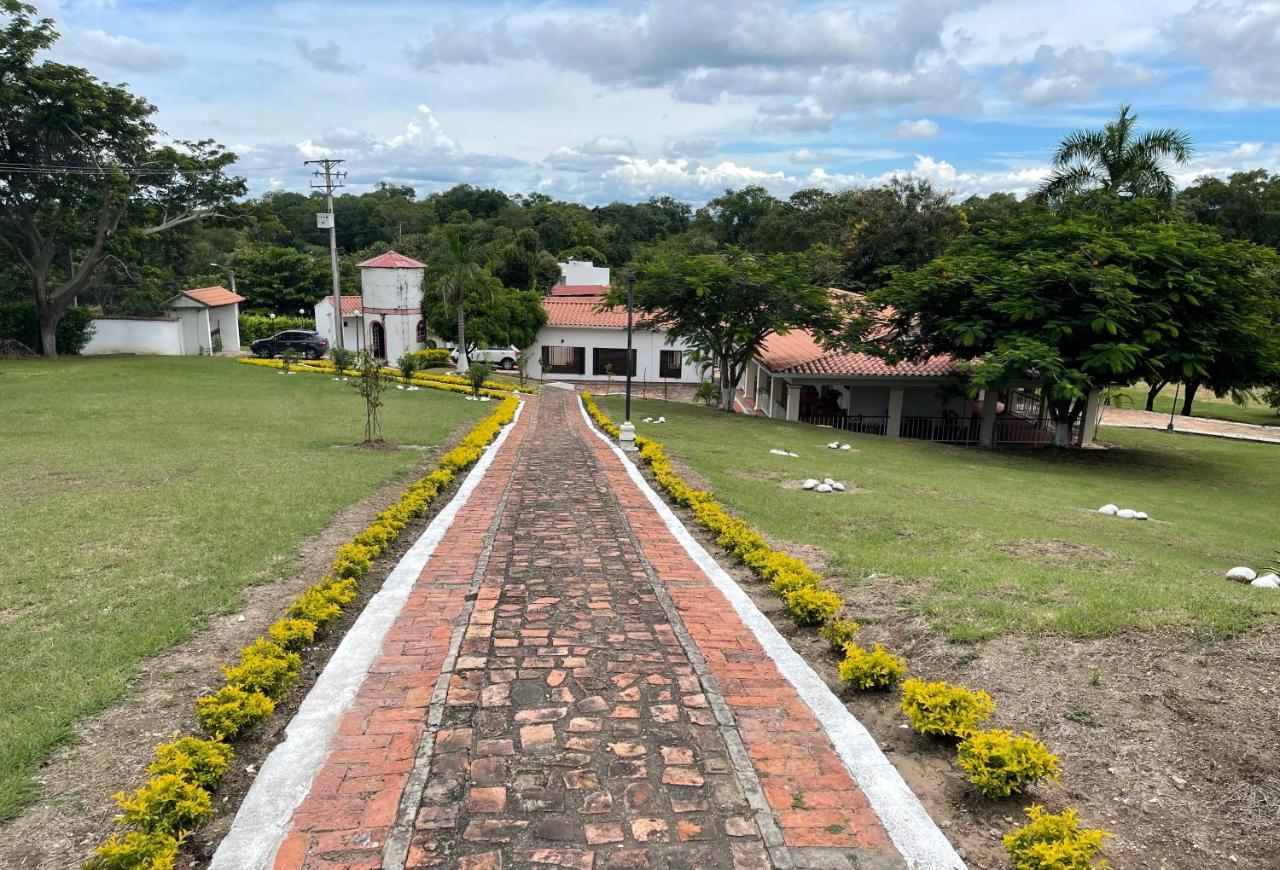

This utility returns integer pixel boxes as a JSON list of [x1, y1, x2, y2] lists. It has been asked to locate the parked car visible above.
[[251, 329, 329, 359], [450, 345, 520, 369]]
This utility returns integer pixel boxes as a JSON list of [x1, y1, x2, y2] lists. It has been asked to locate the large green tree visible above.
[[427, 230, 490, 371], [1179, 169, 1280, 250], [1039, 103, 1192, 202], [843, 205, 1280, 443], [620, 246, 838, 409], [840, 177, 967, 291], [0, 2, 243, 354], [490, 228, 560, 293], [233, 244, 331, 314]]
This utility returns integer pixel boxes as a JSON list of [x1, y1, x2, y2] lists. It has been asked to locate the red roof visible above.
[[759, 330, 955, 378], [542, 297, 632, 328], [550, 283, 611, 297], [357, 251, 426, 269], [318, 295, 363, 315], [180, 286, 245, 307]]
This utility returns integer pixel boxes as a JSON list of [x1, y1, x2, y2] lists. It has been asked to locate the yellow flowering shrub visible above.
[[838, 643, 908, 690], [783, 586, 843, 626], [957, 729, 1061, 798], [1004, 805, 1112, 870], [332, 543, 376, 579], [86, 831, 181, 870], [818, 617, 860, 653], [268, 617, 317, 650], [286, 586, 342, 626], [221, 638, 301, 699], [114, 774, 212, 837], [194, 685, 274, 740], [147, 738, 232, 791], [900, 678, 995, 739]]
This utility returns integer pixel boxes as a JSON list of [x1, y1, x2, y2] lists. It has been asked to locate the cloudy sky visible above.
[[36, 0, 1280, 204]]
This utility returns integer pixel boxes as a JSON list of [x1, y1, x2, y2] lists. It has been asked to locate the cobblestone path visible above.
[[270, 388, 909, 870]]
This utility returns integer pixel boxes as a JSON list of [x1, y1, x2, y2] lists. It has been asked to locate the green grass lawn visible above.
[[0, 357, 486, 821], [1110, 383, 1280, 427], [599, 396, 1280, 643]]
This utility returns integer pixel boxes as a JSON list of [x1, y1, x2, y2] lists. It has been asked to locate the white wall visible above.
[[83, 317, 185, 356], [558, 260, 610, 287], [209, 304, 240, 352], [360, 266, 423, 311], [528, 326, 701, 383], [314, 303, 363, 350]]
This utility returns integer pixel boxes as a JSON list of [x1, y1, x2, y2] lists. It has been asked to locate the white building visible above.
[[84, 285, 244, 356], [312, 251, 433, 361], [313, 295, 365, 352], [527, 294, 702, 384], [557, 259, 610, 288]]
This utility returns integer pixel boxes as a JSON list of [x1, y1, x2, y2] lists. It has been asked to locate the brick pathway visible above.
[[269, 388, 908, 870], [1101, 406, 1280, 444]]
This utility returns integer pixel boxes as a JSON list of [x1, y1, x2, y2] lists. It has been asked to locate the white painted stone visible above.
[[1134, 511, 1148, 520], [823, 478, 836, 487], [816, 483, 833, 493], [1226, 566, 1258, 582], [828, 441, 840, 449], [802, 479, 818, 490], [1098, 504, 1119, 515], [832, 482, 846, 491], [1116, 509, 1138, 519], [840, 444, 851, 451], [1251, 574, 1280, 589], [657, 416, 666, 423]]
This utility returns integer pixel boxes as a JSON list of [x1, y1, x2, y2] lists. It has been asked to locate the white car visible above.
[[449, 345, 521, 369]]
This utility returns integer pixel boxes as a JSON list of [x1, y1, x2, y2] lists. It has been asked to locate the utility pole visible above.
[[305, 158, 347, 349]]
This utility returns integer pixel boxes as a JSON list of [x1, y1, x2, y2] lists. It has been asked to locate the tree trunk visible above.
[[455, 307, 468, 373], [1145, 381, 1166, 412], [1181, 381, 1199, 416], [37, 306, 59, 357]]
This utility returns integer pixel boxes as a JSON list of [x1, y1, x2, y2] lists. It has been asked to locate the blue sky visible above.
[[35, 0, 1280, 204]]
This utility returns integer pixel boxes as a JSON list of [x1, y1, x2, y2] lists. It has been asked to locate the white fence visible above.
[[82, 317, 185, 356]]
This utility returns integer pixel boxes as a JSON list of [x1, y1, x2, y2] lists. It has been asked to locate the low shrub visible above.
[[397, 352, 420, 381], [408, 348, 453, 368], [114, 774, 212, 837], [287, 586, 342, 626], [0, 302, 95, 355], [330, 346, 355, 372], [221, 639, 301, 700], [467, 362, 494, 397], [783, 586, 843, 626], [85, 830, 181, 870], [238, 314, 310, 344], [268, 617, 318, 650], [318, 575, 358, 606], [900, 678, 995, 739], [195, 685, 274, 741], [1003, 804, 1112, 869], [147, 738, 233, 791], [957, 729, 1061, 799], [818, 618, 860, 653], [838, 643, 908, 690], [770, 568, 820, 597], [332, 543, 376, 580]]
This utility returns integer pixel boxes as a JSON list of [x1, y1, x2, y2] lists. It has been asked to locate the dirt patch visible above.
[[998, 539, 1114, 563], [0, 417, 481, 870], [644, 468, 1280, 870]]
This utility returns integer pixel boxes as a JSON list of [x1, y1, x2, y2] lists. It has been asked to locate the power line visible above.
[[306, 158, 347, 351]]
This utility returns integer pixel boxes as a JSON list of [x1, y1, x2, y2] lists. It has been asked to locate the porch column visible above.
[[785, 381, 801, 422], [979, 389, 998, 446], [887, 387, 904, 439], [768, 372, 780, 419], [1080, 388, 1103, 447], [201, 308, 212, 354]]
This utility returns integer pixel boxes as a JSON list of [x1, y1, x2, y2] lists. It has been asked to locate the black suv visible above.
[[251, 329, 329, 359]]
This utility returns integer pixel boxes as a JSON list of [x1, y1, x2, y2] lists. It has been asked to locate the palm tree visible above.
[[433, 230, 486, 372], [1039, 104, 1193, 202]]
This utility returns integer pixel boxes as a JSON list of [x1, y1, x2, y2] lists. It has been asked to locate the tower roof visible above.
[[356, 251, 426, 270]]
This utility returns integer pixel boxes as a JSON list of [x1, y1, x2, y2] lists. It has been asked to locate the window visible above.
[[415, 319, 426, 344], [542, 345, 585, 375], [659, 349, 683, 379], [592, 347, 636, 376]]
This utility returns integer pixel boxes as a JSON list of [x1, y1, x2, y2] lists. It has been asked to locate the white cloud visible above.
[[754, 97, 835, 133], [294, 36, 364, 74], [1166, 2, 1280, 105], [891, 118, 940, 139], [664, 139, 718, 158], [62, 28, 184, 72], [1002, 44, 1156, 106]]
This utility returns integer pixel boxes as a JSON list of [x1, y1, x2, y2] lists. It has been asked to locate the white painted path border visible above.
[[210, 401, 525, 870], [578, 399, 965, 870]]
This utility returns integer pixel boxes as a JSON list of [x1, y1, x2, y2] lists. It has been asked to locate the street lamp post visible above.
[[618, 272, 637, 451], [210, 262, 236, 295], [1166, 382, 1180, 432]]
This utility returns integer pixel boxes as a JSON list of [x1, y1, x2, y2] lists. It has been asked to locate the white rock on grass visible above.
[[1251, 574, 1280, 589], [643, 417, 653, 423], [802, 478, 818, 490], [832, 482, 846, 492], [827, 441, 840, 449], [1226, 567, 1258, 583], [840, 444, 852, 451], [1116, 509, 1139, 519], [1134, 511, 1148, 520], [816, 483, 833, 493], [823, 478, 836, 486], [1098, 504, 1119, 515], [657, 416, 667, 423]]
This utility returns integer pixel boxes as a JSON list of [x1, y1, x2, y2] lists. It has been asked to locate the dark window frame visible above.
[[659, 349, 683, 379], [542, 344, 586, 375], [592, 347, 636, 377]]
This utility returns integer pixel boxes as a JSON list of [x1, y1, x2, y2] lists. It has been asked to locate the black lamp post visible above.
[[1167, 382, 1180, 432], [618, 272, 637, 450]]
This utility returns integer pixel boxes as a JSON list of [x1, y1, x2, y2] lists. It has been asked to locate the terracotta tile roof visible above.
[[550, 283, 612, 297], [180, 286, 245, 307], [759, 329, 955, 378], [357, 250, 426, 269], [317, 295, 364, 315], [542, 297, 632, 328]]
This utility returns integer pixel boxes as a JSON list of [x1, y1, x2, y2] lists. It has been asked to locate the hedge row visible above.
[[0, 303, 95, 355], [237, 314, 312, 345], [87, 394, 520, 869], [580, 393, 1112, 870], [236, 356, 537, 398]]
